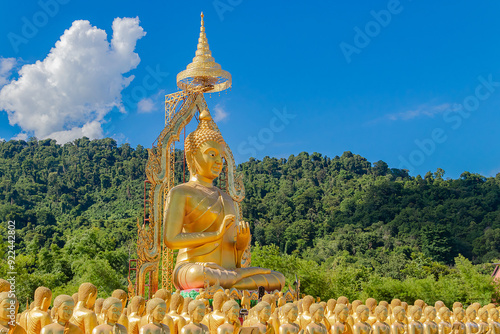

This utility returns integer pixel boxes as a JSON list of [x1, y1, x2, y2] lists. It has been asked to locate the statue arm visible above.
[[163, 188, 228, 249], [85, 313, 98, 334]]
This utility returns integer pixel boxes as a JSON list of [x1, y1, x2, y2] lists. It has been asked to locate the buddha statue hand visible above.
[[217, 214, 235, 238], [235, 221, 251, 251]]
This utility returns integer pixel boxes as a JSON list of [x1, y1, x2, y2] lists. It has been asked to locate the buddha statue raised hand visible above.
[[163, 109, 285, 291]]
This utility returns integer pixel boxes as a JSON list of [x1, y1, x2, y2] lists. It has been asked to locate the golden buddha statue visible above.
[[167, 293, 186, 334], [202, 292, 225, 334], [423, 307, 438, 334], [452, 308, 465, 334], [20, 287, 52, 334], [351, 301, 363, 327], [438, 307, 452, 334], [388, 300, 402, 326], [488, 308, 500, 334], [70, 283, 98, 334], [298, 296, 314, 330], [262, 295, 280, 334], [139, 298, 169, 334], [92, 298, 126, 334], [476, 308, 488, 334], [415, 303, 426, 324], [277, 294, 286, 310], [151, 290, 174, 334], [390, 306, 406, 334], [0, 292, 26, 334], [373, 306, 390, 334], [366, 299, 378, 327], [279, 303, 302, 334], [331, 304, 352, 334], [181, 298, 193, 324], [41, 295, 82, 334], [112, 290, 129, 332], [408, 306, 423, 334], [216, 300, 240, 334], [304, 304, 327, 334], [180, 301, 208, 334], [452, 305, 463, 325], [241, 291, 251, 312], [352, 305, 371, 334], [94, 299, 104, 326], [162, 107, 285, 291], [465, 307, 478, 334], [129, 296, 146, 334], [434, 303, 445, 325], [253, 302, 274, 334]]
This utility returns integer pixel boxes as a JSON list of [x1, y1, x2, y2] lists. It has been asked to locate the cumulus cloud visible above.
[[137, 97, 155, 113], [213, 103, 229, 122], [0, 57, 16, 87], [0, 17, 146, 144]]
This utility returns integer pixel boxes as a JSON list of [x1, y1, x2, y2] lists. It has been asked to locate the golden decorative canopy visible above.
[[176, 12, 232, 93]]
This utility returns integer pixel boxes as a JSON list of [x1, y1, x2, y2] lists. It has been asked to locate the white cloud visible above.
[[213, 103, 229, 122], [137, 98, 155, 113], [0, 17, 146, 144], [0, 57, 16, 86], [12, 132, 28, 141], [385, 103, 457, 121]]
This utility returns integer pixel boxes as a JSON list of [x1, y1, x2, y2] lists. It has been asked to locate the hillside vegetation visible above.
[[0, 138, 499, 305]]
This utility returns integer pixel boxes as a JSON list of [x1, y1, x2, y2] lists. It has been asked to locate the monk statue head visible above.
[[146, 298, 166, 323], [52, 295, 74, 323], [0, 291, 18, 324], [111, 289, 128, 309], [185, 110, 225, 182], [130, 296, 146, 316], [78, 283, 97, 309], [34, 286, 52, 311], [0, 279, 10, 293], [222, 299, 240, 324], [102, 297, 123, 324], [188, 300, 206, 324]]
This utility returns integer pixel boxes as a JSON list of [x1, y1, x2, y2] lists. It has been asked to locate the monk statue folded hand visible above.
[[163, 110, 285, 291]]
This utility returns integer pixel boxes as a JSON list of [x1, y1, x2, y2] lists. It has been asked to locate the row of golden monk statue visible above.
[[2, 279, 500, 334]]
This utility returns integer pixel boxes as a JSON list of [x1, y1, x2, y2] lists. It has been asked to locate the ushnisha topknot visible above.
[[185, 109, 225, 174]]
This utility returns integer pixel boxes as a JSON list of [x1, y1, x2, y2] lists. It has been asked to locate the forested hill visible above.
[[1, 137, 500, 302]]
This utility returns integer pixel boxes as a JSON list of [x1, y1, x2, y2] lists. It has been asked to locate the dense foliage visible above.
[[0, 138, 499, 307]]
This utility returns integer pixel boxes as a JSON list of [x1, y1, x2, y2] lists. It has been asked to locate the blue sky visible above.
[[0, 0, 499, 179]]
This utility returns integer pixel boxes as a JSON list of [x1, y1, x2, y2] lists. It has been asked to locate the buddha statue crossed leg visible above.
[[163, 109, 285, 291]]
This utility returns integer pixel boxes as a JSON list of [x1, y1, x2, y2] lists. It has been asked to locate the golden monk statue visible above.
[[452, 308, 466, 334], [365, 299, 377, 327], [331, 304, 352, 334], [0, 292, 26, 334], [181, 299, 193, 324], [298, 296, 315, 330], [465, 307, 478, 334], [279, 303, 302, 334], [167, 293, 186, 334], [488, 308, 500, 334], [139, 298, 170, 334], [253, 302, 274, 334], [92, 298, 126, 334], [70, 283, 98, 334], [409, 306, 423, 334], [129, 296, 146, 334], [41, 295, 82, 334], [20, 287, 52, 334], [423, 307, 438, 334], [352, 305, 371, 334], [438, 307, 452, 334], [180, 301, 208, 334], [151, 290, 174, 334], [262, 295, 280, 334], [163, 109, 285, 291], [94, 299, 104, 326], [390, 306, 406, 334], [216, 300, 240, 334], [476, 309, 488, 334], [202, 292, 225, 334], [304, 304, 327, 334], [112, 290, 129, 332], [372, 306, 390, 334]]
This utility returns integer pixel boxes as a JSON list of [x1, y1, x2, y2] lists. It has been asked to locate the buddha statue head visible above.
[[170, 292, 183, 314], [34, 286, 52, 312], [466, 306, 476, 322], [327, 299, 337, 313], [262, 294, 276, 312], [356, 305, 369, 322], [424, 306, 436, 322], [489, 308, 499, 322], [95, 298, 105, 316], [183, 297, 193, 314], [394, 306, 406, 323], [434, 301, 444, 313], [302, 295, 314, 314], [309, 304, 325, 323], [130, 296, 146, 316], [0, 292, 18, 325], [374, 305, 388, 323], [147, 298, 166, 323], [213, 292, 226, 313], [188, 300, 205, 324], [335, 304, 349, 323], [111, 289, 128, 310], [283, 303, 299, 323], [453, 307, 465, 322], [185, 110, 226, 183], [365, 298, 377, 314], [0, 280, 10, 293], [222, 300, 240, 324], [78, 283, 97, 309], [102, 297, 123, 324], [438, 307, 450, 322], [410, 305, 422, 322], [478, 308, 488, 322], [153, 289, 171, 312], [52, 295, 74, 324], [255, 301, 271, 323]]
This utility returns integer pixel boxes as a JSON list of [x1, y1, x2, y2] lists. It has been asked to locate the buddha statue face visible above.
[[107, 302, 122, 323], [395, 309, 405, 323], [441, 309, 450, 321], [152, 303, 166, 323], [337, 307, 349, 322], [191, 304, 205, 324], [312, 307, 325, 323], [191, 140, 224, 181], [258, 305, 271, 323], [286, 305, 298, 323], [58, 300, 74, 323], [227, 305, 240, 323], [376, 307, 388, 322], [490, 310, 499, 321]]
